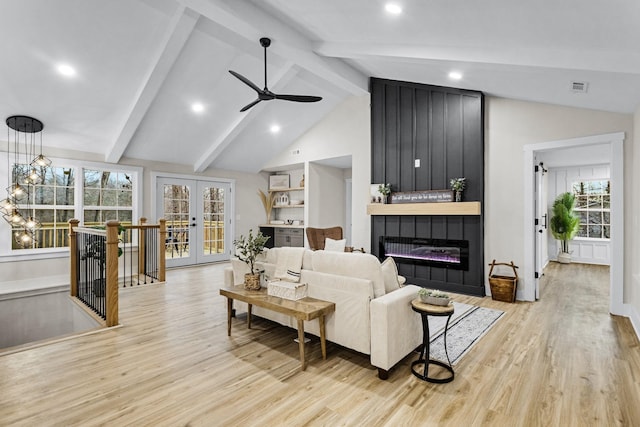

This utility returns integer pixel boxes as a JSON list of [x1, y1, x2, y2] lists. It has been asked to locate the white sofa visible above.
[[223, 248, 423, 379]]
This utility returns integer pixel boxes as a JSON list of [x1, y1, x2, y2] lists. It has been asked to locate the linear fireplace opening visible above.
[[380, 236, 469, 271]]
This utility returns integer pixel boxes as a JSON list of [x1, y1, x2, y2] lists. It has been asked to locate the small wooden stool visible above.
[[410, 298, 455, 383]]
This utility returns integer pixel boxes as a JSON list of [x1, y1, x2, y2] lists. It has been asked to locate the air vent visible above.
[[571, 81, 589, 93]]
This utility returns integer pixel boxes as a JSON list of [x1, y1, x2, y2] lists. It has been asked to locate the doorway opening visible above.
[[524, 132, 624, 316]]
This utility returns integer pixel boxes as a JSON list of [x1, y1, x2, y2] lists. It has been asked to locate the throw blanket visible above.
[[274, 247, 305, 282]]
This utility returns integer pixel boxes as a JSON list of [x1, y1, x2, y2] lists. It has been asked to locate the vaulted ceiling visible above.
[[1, 0, 639, 173]]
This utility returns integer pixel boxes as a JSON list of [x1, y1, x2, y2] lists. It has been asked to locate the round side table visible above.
[[410, 298, 455, 383]]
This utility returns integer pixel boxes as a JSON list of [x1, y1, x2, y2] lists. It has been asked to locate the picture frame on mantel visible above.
[[269, 174, 290, 190]]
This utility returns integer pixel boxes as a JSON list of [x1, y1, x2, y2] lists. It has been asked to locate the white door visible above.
[[157, 177, 232, 267], [534, 162, 548, 299]]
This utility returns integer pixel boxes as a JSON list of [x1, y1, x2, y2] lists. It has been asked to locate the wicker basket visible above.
[[488, 260, 518, 303]]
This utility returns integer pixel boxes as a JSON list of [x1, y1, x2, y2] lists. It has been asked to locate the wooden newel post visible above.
[[159, 218, 166, 282], [139, 217, 147, 277], [105, 220, 120, 327], [69, 219, 80, 297]]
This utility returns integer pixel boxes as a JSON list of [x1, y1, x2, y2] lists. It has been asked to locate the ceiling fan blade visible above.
[[229, 70, 262, 94], [240, 98, 262, 112], [273, 94, 323, 103]]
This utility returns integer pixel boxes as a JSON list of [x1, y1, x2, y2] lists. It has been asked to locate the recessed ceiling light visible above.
[[270, 124, 281, 133], [448, 71, 463, 81], [385, 3, 402, 14], [191, 102, 204, 113], [56, 63, 76, 77]]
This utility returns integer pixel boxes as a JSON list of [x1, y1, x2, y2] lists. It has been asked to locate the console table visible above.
[[220, 285, 335, 370]]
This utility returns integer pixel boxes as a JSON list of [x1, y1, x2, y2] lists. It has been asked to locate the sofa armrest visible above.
[[370, 285, 423, 373]]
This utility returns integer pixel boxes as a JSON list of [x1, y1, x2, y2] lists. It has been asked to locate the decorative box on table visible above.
[[267, 280, 308, 300]]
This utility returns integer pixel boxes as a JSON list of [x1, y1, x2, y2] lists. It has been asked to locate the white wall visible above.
[[630, 106, 640, 335], [263, 95, 371, 248], [485, 97, 633, 300], [546, 165, 611, 265], [307, 162, 346, 230]]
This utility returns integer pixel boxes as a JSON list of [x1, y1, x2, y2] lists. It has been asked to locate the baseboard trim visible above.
[[626, 303, 640, 342]]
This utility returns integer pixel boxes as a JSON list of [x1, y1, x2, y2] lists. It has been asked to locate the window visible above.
[[1, 155, 140, 255], [83, 169, 133, 226], [572, 180, 610, 239], [11, 165, 75, 250]]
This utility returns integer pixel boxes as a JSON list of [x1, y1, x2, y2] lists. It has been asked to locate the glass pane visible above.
[[84, 170, 101, 188], [588, 211, 602, 225], [84, 189, 99, 205], [84, 210, 102, 226], [603, 195, 610, 209], [101, 190, 118, 206], [604, 226, 610, 239], [57, 209, 74, 223], [575, 195, 587, 209], [34, 186, 55, 205], [603, 211, 610, 225], [577, 224, 588, 238], [56, 187, 74, 205], [118, 210, 133, 222], [118, 190, 132, 206], [587, 195, 601, 209], [589, 225, 602, 238]]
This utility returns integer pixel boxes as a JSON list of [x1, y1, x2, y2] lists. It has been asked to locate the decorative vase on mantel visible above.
[[455, 190, 463, 202]]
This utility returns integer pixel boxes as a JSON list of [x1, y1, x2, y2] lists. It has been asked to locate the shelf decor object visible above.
[[367, 201, 481, 216], [391, 189, 454, 204], [269, 174, 290, 190]]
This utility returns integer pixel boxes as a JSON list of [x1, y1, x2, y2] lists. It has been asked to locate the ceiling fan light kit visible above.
[[229, 37, 322, 112]]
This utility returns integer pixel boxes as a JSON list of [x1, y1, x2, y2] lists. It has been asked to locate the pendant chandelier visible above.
[[1, 115, 51, 246]]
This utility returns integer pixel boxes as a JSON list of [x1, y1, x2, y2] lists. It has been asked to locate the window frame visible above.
[[0, 154, 142, 261], [571, 179, 610, 241]]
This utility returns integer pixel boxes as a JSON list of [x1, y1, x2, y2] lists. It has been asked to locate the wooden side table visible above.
[[410, 298, 455, 383]]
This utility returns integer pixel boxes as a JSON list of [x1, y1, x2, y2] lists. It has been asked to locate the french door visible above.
[[157, 177, 232, 267]]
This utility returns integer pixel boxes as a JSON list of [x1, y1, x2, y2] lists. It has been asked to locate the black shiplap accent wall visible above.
[[370, 78, 485, 296]]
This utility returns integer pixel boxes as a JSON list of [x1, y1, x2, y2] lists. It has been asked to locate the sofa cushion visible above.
[[311, 251, 386, 298], [324, 237, 346, 252], [381, 257, 401, 293], [230, 258, 250, 284]]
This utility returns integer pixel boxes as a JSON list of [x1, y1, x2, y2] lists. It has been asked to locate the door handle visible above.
[[190, 223, 196, 227], [542, 214, 548, 229]]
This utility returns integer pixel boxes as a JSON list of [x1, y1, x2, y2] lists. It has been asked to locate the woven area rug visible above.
[[427, 305, 504, 365]]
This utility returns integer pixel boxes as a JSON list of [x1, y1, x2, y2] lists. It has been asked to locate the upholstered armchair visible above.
[[305, 226, 343, 250]]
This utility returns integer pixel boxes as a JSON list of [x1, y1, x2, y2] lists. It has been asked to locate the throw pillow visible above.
[[381, 257, 401, 293], [274, 247, 305, 283], [324, 237, 346, 252]]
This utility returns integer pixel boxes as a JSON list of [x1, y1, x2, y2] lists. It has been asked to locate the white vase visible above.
[[557, 252, 571, 264]]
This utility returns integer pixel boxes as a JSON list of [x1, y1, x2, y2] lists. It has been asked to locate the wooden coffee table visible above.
[[220, 285, 336, 370]]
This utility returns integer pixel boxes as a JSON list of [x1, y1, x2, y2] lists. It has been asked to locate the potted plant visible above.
[[378, 183, 392, 204], [450, 177, 466, 202], [233, 229, 270, 290], [550, 192, 580, 264]]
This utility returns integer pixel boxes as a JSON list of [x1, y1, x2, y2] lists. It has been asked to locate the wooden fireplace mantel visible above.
[[366, 201, 481, 216]]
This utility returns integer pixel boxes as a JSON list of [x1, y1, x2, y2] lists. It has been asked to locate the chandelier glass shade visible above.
[[3, 115, 51, 247]]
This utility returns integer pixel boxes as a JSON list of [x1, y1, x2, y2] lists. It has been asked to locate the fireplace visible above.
[[380, 236, 469, 271]]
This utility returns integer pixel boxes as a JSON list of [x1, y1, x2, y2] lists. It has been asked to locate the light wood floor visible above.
[[1, 262, 639, 426]]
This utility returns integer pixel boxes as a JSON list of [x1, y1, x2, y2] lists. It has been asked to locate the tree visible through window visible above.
[[83, 169, 133, 226], [571, 180, 610, 239]]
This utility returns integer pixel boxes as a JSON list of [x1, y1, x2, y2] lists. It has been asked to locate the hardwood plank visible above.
[[0, 262, 639, 426]]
